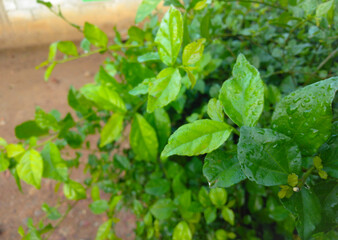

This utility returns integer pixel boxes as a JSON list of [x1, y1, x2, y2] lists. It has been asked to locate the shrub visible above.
[[1, 0, 337, 239]]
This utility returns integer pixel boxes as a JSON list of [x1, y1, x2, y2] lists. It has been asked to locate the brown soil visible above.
[[0, 46, 135, 239]]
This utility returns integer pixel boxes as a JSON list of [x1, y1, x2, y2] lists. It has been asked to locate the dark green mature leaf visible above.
[[238, 127, 302, 186], [17, 149, 43, 189], [84, 22, 108, 48], [219, 54, 264, 127], [130, 114, 158, 162], [81, 84, 126, 113], [145, 108, 171, 151], [95, 219, 112, 240], [135, 0, 162, 24], [41, 143, 68, 182], [272, 77, 338, 155], [150, 198, 175, 220], [319, 128, 338, 178], [161, 120, 233, 157], [145, 178, 170, 196], [63, 180, 86, 200], [173, 221, 192, 240], [182, 38, 205, 66], [57, 41, 78, 56], [282, 188, 321, 240], [15, 120, 49, 139], [203, 149, 246, 188], [207, 98, 224, 122], [89, 200, 109, 214], [155, 6, 183, 66], [147, 67, 182, 113], [100, 113, 124, 147]]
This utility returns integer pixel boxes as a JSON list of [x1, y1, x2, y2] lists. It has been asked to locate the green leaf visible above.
[[287, 173, 298, 187], [129, 78, 151, 96], [161, 119, 233, 157], [6, 144, 25, 158], [42, 203, 61, 220], [81, 84, 126, 113], [173, 221, 192, 240], [17, 149, 43, 189], [89, 200, 109, 214], [84, 22, 108, 48], [222, 207, 235, 225], [100, 113, 124, 147], [135, 0, 162, 24], [209, 188, 227, 208], [145, 108, 171, 151], [316, 0, 334, 25], [37, 0, 53, 8], [35, 108, 59, 130], [198, 187, 212, 207], [319, 128, 338, 178], [194, 0, 208, 10], [219, 54, 264, 127], [63, 180, 87, 200], [0, 152, 10, 172], [271, 77, 338, 155], [45, 62, 56, 81], [182, 38, 205, 66], [95, 66, 120, 87], [207, 98, 224, 122], [238, 127, 302, 186], [147, 67, 182, 113], [130, 114, 158, 162], [57, 41, 78, 56], [41, 143, 68, 182], [95, 219, 112, 240], [145, 178, 170, 196], [0, 137, 7, 147], [282, 188, 321, 240], [15, 120, 49, 139], [155, 6, 183, 66], [203, 149, 246, 188], [204, 207, 217, 224], [137, 52, 160, 62], [150, 198, 175, 220], [91, 185, 101, 201]]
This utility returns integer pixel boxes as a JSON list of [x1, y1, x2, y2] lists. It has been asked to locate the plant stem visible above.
[[231, 126, 240, 136], [316, 47, 338, 72], [298, 166, 315, 189]]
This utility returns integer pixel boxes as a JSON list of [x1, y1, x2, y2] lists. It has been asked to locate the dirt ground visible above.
[[0, 45, 135, 239]]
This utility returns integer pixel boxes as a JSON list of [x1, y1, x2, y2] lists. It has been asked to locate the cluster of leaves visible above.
[[0, 0, 337, 239]]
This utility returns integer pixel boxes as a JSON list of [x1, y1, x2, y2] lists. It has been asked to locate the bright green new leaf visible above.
[[45, 62, 56, 81], [203, 149, 246, 188], [215, 229, 228, 240], [130, 114, 158, 162], [207, 98, 224, 122], [84, 22, 108, 48], [95, 219, 113, 240], [41, 142, 68, 182], [57, 41, 78, 56], [161, 119, 233, 157], [182, 38, 205, 66], [173, 221, 192, 240], [145, 108, 171, 151], [0, 137, 7, 147], [282, 188, 321, 240], [35, 108, 59, 130], [272, 77, 338, 155], [150, 198, 175, 220], [209, 188, 227, 208], [147, 67, 182, 113], [137, 52, 160, 62], [135, 0, 162, 24], [198, 187, 212, 207], [145, 178, 170, 196], [287, 173, 298, 187], [89, 200, 109, 214], [17, 149, 43, 189], [194, 0, 208, 10], [155, 6, 183, 66], [222, 207, 235, 226], [219, 54, 264, 127], [238, 127, 302, 186], [0, 152, 9, 172], [6, 144, 25, 158], [316, 0, 334, 25], [204, 207, 217, 224], [15, 120, 49, 140], [81, 84, 126, 113], [129, 78, 152, 96], [100, 113, 124, 147], [63, 180, 87, 200]]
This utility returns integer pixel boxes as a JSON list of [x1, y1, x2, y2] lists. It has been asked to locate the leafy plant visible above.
[[1, 0, 337, 239]]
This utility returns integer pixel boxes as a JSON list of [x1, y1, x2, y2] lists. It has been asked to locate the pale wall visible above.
[[0, 0, 143, 49]]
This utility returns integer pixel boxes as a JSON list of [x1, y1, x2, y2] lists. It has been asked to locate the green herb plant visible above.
[[0, 0, 337, 239]]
